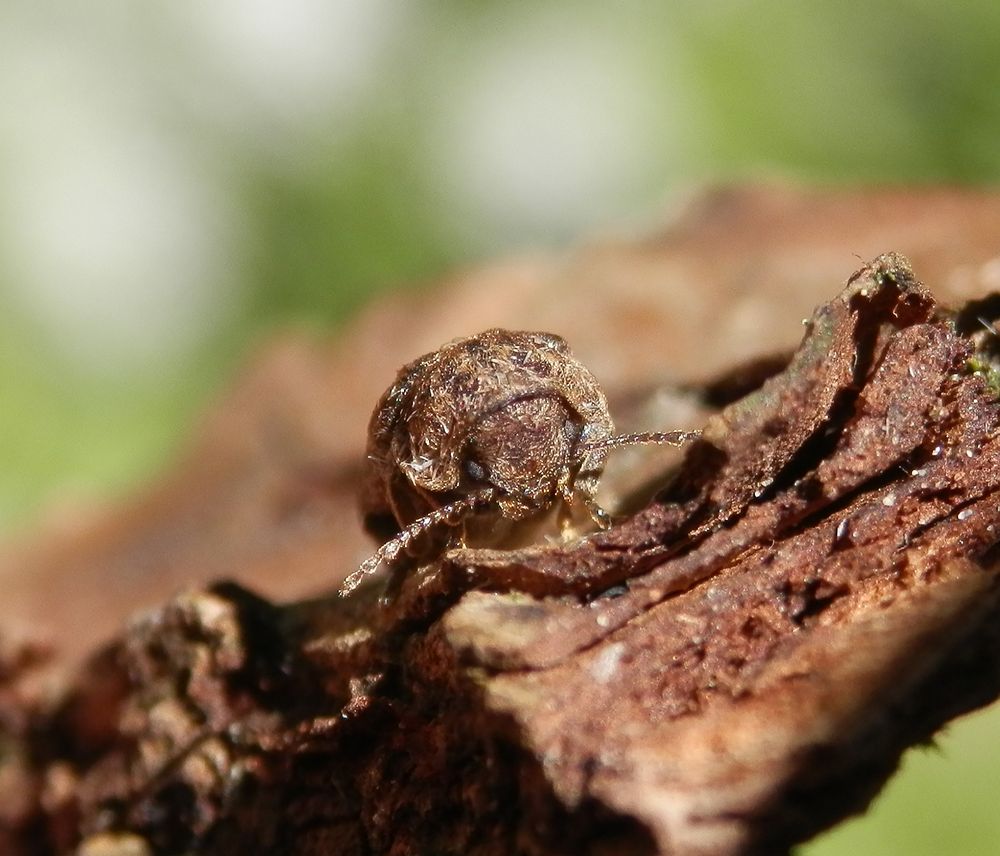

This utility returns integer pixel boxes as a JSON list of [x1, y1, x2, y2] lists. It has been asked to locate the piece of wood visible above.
[[2, 248, 998, 855], [6, 185, 1000, 667]]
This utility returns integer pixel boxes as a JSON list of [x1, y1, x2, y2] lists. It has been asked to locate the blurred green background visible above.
[[1, 2, 998, 852]]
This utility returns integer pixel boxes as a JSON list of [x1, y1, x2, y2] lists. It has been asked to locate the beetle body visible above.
[[343, 329, 696, 595]]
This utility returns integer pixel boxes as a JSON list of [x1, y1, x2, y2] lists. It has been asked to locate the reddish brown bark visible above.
[[2, 190, 1000, 855]]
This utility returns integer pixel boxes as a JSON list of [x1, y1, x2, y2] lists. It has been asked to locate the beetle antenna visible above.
[[582, 429, 700, 452], [341, 487, 497, 595]]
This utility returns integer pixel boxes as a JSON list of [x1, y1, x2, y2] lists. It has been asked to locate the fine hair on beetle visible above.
[[341, 329, 699, 596]]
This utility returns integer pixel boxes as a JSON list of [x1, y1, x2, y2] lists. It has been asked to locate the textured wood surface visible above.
[[2, 187, 1000, 854]]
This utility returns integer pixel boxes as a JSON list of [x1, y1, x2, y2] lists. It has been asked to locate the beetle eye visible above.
[[465, 459, 487, 482], [564, 419, 584, 448]]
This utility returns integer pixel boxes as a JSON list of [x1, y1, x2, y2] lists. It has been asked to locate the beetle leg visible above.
[[583, 496, 613, 530], [454, 519, 469, 548], [557, 500, 577, 541], [560, 478, 612, 537]]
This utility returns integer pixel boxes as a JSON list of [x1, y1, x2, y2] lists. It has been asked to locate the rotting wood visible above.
[[2, 253, 1000, 855]]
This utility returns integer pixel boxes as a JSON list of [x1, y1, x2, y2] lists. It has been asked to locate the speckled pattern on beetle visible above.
[[341, 329, 698, 595]]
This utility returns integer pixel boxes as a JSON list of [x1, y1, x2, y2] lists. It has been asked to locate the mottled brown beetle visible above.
[[341, 329, 699, 594]]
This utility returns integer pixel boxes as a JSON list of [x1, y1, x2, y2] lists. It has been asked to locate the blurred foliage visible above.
[[807, 710, 1000, 856], [2, 2, 1000, 854], [242, 128, 463, 325]]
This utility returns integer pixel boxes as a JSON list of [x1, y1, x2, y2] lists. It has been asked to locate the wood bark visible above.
[[2, 188, 1000, 855]]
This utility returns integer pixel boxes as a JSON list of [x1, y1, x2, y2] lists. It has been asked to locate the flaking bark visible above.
[[3, 250, 1000, 855]]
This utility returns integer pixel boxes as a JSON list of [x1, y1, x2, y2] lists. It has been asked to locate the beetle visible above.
[[341, 329, 698, 594]]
